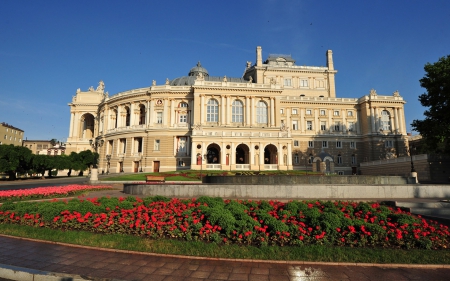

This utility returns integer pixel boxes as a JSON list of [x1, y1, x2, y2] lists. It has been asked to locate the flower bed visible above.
[[0, 185, 112, 202], [0, 196, 449, 249]]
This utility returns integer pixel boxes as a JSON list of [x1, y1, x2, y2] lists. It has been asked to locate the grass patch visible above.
[[0, 224, 449, 264]]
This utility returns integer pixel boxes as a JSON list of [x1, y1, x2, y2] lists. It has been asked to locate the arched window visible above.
[[139, 105, 146, 125], [380, 110, 390, 131], [206, 99, 219, 122], [125, 107, 130, 126], [232, 100, 243, 123], [256, 101, 268, 124]]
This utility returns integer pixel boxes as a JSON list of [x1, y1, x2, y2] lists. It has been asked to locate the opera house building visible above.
[[67, 46, 408, 174]]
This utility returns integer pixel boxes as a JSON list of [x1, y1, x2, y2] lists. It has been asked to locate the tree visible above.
[[31, 154, 53, 178], [0, 144, 33, 180], [411, 55, 450, 155]]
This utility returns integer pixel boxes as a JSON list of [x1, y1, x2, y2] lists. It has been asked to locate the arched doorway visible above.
[[80, 113, 94, 140], [206, 144, 220, 164], [264, 144, 278, 164], [236, 144, 250, 164]]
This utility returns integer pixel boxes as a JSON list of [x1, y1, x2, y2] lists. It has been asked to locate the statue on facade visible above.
[[393, 90, 400, 97], [246, 61, 252, 68], [270, 78, 276, 85], [196, 72, 204, 81], [76, 88, 81, 93], [152, 80, 156, 86], [370, 88, 377, 96], [88, 86, 94, 92], [223, 76, 227, 82], [165, 78, 170, 85], [248, 76, 253, 83], [96, 80, 105, 93]]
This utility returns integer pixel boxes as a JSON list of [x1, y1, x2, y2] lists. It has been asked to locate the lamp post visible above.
[[309, 153, 313, 174], [89, 138, 104, 181], [408, 145, 418, 183]]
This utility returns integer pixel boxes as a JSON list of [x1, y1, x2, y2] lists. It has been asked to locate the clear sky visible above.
[[1, 0, 449, 142]]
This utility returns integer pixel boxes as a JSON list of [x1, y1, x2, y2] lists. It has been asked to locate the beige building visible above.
[[0, 122, 24, 146], [67, 46, 409, 174], [23, 140, 66, 155]]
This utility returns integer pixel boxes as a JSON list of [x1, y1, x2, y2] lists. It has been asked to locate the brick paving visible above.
[[1, 235, 450, 280]]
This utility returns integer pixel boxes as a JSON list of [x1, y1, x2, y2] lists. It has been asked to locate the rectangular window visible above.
[[292, 120, 298, 130], [135, 137, 143, 153], [37, 144, 42, 150], [334, 122, 340, 131], [294, 140, 299, 147], [120, 138, 126, 154], [294, 154, 299, 164], [306, 109, 312, 115], [320, 109, 326, 116], [321, 121, 326, 131], [157, 112, 163, 124], [178, 137, 186, 152], [284, 79, 292, 86], [336, 141, 342, 148], [308, 141, 314, 148], [179, 114, 187, 123], [348, 122, 355, 131], [322, 141, 328, 148], [350, 141, 355, 149], [292, 109, 298, 114], [347, 111, 353, 117], [307, 121, 313, 130], [337, 155, 342, 164], [334, 110, 340, 116], [154, 139, 160, 151], [338, 171, 344, 175], [300, 79, 308, 87], [280, 109, 284, 114], [178, 160, 185, 166], [385, 140, 393, 148], [351, 155, 356, 165]]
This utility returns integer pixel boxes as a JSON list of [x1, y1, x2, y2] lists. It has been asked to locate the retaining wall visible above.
[[124, 184, 450, 199], [203, 175, 415, 185]]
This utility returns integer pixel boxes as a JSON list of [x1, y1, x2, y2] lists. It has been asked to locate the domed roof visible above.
[[188, 61, 209, 77]]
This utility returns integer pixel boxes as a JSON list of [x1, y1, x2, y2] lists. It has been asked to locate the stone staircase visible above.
[[394, 200, 450, 225]]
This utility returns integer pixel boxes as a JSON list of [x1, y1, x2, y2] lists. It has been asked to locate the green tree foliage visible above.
[[0, 144, 33, 180], [31, 154, 54, 178], [78, 150, 99, 170], [412, 55, 450, 154]]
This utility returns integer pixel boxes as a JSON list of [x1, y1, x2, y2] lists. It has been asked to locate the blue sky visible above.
[[1, 0, 449, 142]]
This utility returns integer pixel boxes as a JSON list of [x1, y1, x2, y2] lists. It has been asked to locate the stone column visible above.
[[191, 141, 196, 165], [130, 103, 135, 126], [370, 106, 376, 133], [246, 96, 250, 126], [69, 112, 75, 137], [356, 110, 361, 134], [163, 99, 168, 126], [342, 108, 346, 132], [328, 109, 332, 132], [250, 96, 255, 126], [394, 107, 400, 134], [287, 143, 292, 167], [300, 108, 305, 132], [270, 98, 275, 127], [200, 95, 205, 125], [149, 100, 154, 127], [170, 99, 175, 127]]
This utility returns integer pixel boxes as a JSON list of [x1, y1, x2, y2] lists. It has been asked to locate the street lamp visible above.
[[407, 145, 418, 183], [89, 139, 104, 168]]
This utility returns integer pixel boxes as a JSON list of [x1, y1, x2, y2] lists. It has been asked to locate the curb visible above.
[[0, 263, 95, 281]]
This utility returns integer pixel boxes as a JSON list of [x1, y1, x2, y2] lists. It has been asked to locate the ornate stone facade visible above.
[[67, 46, 408, 174]]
